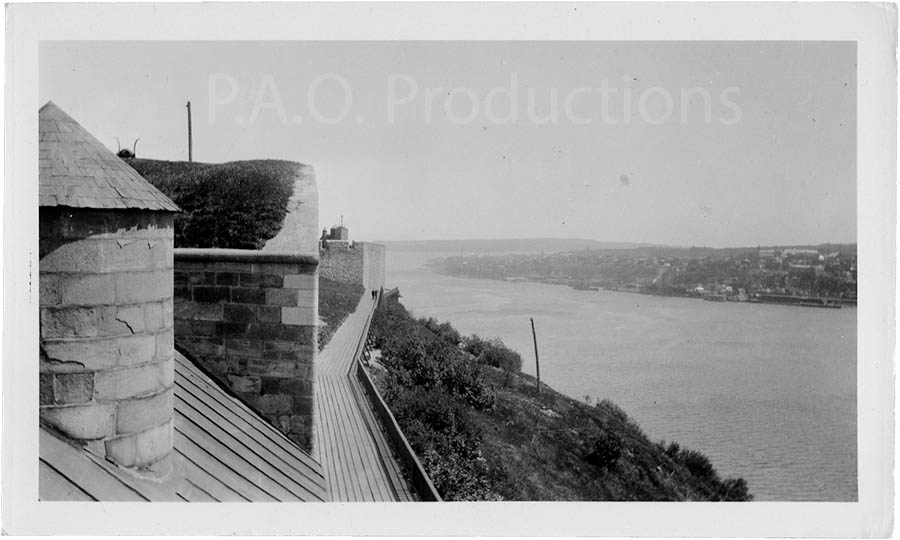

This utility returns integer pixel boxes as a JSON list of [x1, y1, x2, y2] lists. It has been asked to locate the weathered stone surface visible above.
[[282, 306, 316, 326], [39, 274, 60, 306], [257, 305, 281, 323], [231, 287, 266, 304], [40, 373, 55, 405], [228, 375, 261, 394], [105, 419, 173, 468], [156, 329, 175, 362], [215, 272, 240, 286], [283, 273, 316, 290], [40, 239, 103, 273], [266, 288, 299, 307], [54, 372, 95, 404], [223, 303, 256, 324], [254, 393, 293, 415], [93, 363, 166, 401], [100, 237, 170, 272], [116, 387, 173, 434], [42, 338, 119, 371], [115, 305, 146, 333], [61, 273, 115, 305], [174, 300, 223, 321], [117, 334, 157, 366], [41, 402, 115, 440], [115, 270, 171, 304]]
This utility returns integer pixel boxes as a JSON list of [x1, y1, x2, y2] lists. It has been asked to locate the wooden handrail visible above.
[[349, 295, 443, 502]]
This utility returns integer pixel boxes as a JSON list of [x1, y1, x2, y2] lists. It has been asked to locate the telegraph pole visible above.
[[530, 317, 541, 393], [186, 101, 193, 162]]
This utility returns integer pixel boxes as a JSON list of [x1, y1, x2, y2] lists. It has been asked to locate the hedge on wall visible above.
[[128, 158, 296, 249]]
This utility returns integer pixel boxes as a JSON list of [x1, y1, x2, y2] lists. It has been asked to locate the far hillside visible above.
[[128, 158, 299, 249]]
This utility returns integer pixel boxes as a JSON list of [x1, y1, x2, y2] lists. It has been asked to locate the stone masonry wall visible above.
[[39, 208, 175, 475], [172, 250, 317, 450], [319, 241, 386, 290]]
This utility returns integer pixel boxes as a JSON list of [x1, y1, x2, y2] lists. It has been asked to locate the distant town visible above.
[[432, 244, 857, 307]]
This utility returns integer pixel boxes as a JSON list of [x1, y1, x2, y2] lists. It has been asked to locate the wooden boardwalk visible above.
[[314, 295, 414, 502]]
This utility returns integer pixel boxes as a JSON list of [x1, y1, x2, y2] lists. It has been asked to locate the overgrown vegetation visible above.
[[369, 296, 752, 501], [128, 158, 297, 249], [317, 278, 365, 350]]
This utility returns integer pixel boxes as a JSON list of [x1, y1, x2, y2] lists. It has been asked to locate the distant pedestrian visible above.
[[371, 290, 377, 300]]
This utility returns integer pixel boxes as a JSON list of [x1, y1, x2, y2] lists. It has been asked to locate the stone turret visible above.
[[38, 102, 180, 476]]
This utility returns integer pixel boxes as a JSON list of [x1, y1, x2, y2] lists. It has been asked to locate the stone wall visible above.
[[39, 208, 176, 475], [319, 241, 386, 290], [173, 249, 318, 450]]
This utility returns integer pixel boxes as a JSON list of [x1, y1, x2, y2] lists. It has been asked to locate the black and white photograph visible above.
[[3, 2, 896, 537]]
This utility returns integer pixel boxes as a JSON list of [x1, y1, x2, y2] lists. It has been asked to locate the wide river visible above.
[[385, 250, 857, 501]]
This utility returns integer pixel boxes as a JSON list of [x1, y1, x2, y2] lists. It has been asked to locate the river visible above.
[[384, 249, 857, 501]]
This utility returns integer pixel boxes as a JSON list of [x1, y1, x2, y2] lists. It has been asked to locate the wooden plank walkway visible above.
[[314, 295, 415, 502]]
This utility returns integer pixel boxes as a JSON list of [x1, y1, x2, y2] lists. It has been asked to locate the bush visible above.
[[586, 430, 623, 469], [462, 335, 523, 372], [678, 449, 716, 481], [129, 158, 296, 249]]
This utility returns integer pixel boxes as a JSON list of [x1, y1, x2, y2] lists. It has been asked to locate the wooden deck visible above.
[[314, 295, 415, 502]]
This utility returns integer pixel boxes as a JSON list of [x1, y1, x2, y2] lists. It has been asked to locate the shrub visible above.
[[129, 158, 296, 249], [678, 449, 717, 481], [586, 430, 623, 469], [462, 335, 522, 372]]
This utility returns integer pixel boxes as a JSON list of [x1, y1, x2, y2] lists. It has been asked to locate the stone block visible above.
[[215, 321, 248, 338], [116, 387, 173, 434], [248, 358, 300, 378], [39, 274, 60, 306], [40, 239, 103, 273], [100, 237, 171, 272], [254, 393, 293, 415], [174, 286, 191, 300], [117, 334, 157, 366], [189, 319, 217, 337], [61, 274, 115, 306], [239, 272, 284, 288], [192, 285, 232, 304], [41, 306, 99, 339], [228, 375, 261, 394], [115, 271, 171, 304], [93, 362, 166, 401], [231, 287, 265, 305], [162, 299, 174, 327], [278, 377, 313, 396], [161, 357, 174, 387], [209, 261, 253, 273], [257, 305, 281, 323], [174, 271, 189, 285], [115, 305, 146, 334], [266, 288, 299, 307], [282, 307, 316, 326], [54, 372, 95, 404], [104, 419, 173, 468], [283, 273, 316, 290], [261, 263, 300, 276], [177, 337, 223, 359], [296, 290, 317, 309], [40, 373, 55, 405], [290, 396, 314, 416], [187, 271, 215, 285], [223, 304, 256, 324], [42, 338, 119, 371], [215, 272, 239, 286], [174, 300, 223, 321], [40, 402, 115, 440], [144, 302, 165, 331], [156, 329, 175, 362]]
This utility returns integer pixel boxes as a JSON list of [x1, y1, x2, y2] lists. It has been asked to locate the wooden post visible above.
[[186, 101, 193, 162], [530, 317, 541, 393]]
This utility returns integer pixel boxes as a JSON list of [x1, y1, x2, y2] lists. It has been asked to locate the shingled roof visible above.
[[38, 102, 180, 211], [39, 352, 328, 502]]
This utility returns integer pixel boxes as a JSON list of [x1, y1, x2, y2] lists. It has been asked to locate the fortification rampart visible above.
[[319, 241, 386, 290]]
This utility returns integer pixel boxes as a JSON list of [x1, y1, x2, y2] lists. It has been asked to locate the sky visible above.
[[40, 41, 856, 246]]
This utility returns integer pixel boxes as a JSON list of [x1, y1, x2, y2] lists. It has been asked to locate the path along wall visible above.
[[319, 242, 385, 290], [173, 249, 317, 450]]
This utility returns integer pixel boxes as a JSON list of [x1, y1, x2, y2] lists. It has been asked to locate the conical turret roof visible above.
[[38, 102, 179, 211]]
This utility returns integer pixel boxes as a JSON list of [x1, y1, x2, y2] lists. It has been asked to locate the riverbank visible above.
[[367, 295, 752, 501]]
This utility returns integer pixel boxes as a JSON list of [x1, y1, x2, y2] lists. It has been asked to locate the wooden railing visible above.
[[350, 294, 442, 502]]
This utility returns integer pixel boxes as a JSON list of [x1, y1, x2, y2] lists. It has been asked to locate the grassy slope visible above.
[[128, 158, 297, 249], [370, 298, 752, 501], [317, 277, 365, 350]]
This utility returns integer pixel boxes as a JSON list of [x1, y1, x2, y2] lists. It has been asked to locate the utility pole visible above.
[[186, 101, 193, 162], [530, 317, 541, 393]]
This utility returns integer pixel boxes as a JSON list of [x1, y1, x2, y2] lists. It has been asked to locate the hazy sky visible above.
[[40, 41, 856, 246]]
